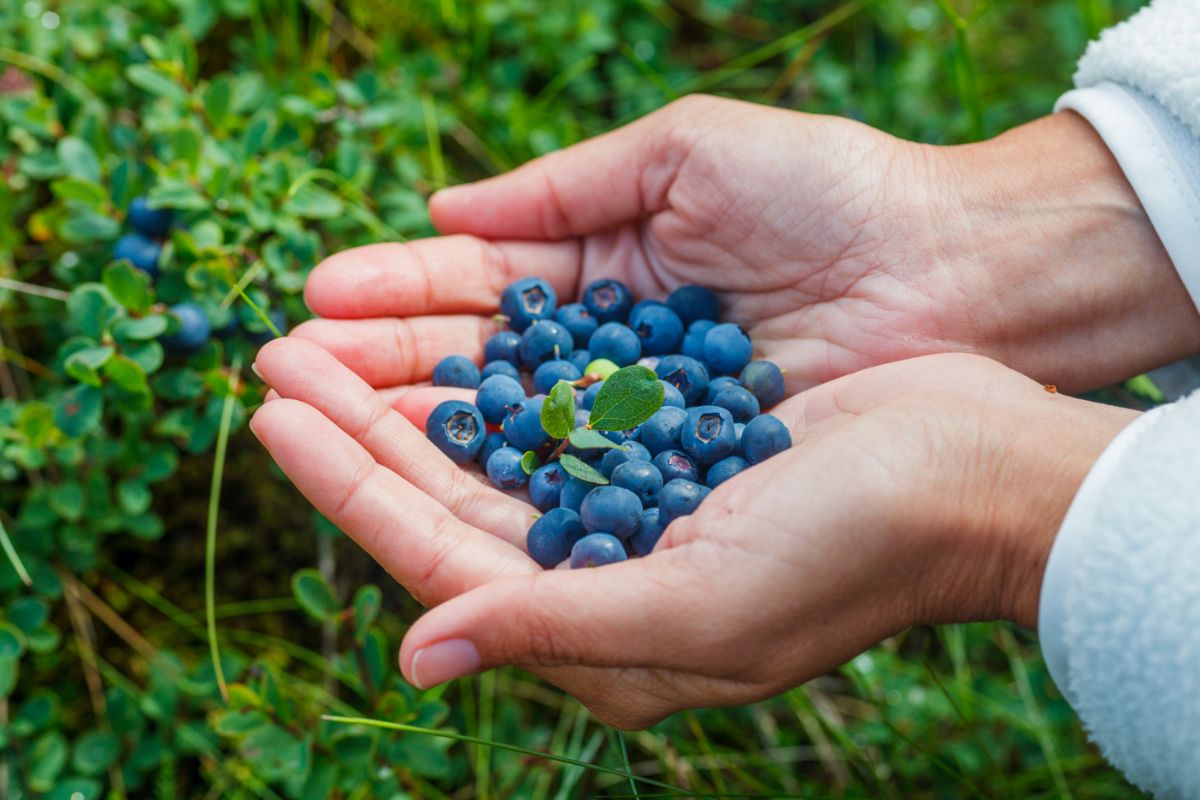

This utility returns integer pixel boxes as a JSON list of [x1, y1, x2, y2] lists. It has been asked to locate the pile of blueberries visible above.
[[112, 197, 284, 352], [425, 276, 792, 569]]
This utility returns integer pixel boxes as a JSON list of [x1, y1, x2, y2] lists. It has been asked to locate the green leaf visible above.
[[1125, 374, 1165, 403], [541, 380, 576, 439], [56, 137, 101, 183], [8, 598, 49, 633], [67, 284, 122, 339], [291, 569, 339, 622], [103, 261, 153, 314], [215, 708, 269, 735], [28, 731, 68, 790], [0, 622, 26, 658], [352, 585, 381, 643], [51, 177, 108, 208], [567, 428, 624, 450], [148, 179, 209, 211], [49, 481, 85, 522], [126, 64, 188, 102], [521, 450, 541, 475], [60, 210, 120, 243], [559, 454, 608, 485], [112, 315, 168, 342], [105, 356, 149, 394], [71, 729, 120, 775], [284, 183, 344, 219], [116, 479, 152, 515], [65, 346, 115, 386], [53, 385, 104, 438], [587, 365, 664, 431]]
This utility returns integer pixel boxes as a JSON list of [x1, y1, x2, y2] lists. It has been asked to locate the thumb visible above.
[[429, 94, 729, 240], [398, 547, 712, 688]]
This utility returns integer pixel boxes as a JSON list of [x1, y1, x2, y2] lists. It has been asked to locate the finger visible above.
[[376, 385, 477, 425], [430, 95, 735, 240], [288, 316, 494, 387], [250, 398, 536, 605], [305, 236, 582, 320], [397, 547, 727, 688], [254, 337, 536, 547]]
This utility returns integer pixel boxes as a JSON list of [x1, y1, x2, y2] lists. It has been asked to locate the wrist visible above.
[[934, 112, 1200, 392]]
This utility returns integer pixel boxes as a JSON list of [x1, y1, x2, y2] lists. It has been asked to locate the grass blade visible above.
[[0, 518, 31, 586], [206, 357, 242, 703]]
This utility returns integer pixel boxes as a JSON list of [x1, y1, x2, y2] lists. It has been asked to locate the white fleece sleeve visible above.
[[1039, 391, 1200, 799]]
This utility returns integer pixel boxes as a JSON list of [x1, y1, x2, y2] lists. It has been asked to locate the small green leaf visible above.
[[71, 729, 120, 776], [587, 366, 664, 431], [520, 450, 541, 475], [541, 380, 575, 439], [53, 385, 104, 437], [113, 315, 168, 342], [65, 346, 115, 386], [284, 183, 344, 219], [103, 261, 153, 314], [559, 454, 608, 485], [51, 177, 108, 208], [105, 356, 149, 394], [291, 568, 340, 622], [148, 179, 209, 211], [1125, 374, 1165, 404], [0, 622, 26, 658], [49, 481, 85, 522], [353, 585, 381, 643], [67, 284, 122, 339], [567, 428, 624, 450], [60, 210, 120, 243], [126, 64, 188, 102], [116, 479, 152, 515], [56, 137, 101, 183]]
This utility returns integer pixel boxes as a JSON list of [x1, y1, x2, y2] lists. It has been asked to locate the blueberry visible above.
[[652, 449, 699, 483], [741, 413, 792, 464], [629, 298, 667, 319], [162, 302, 211, 352], [501, 395, 552, 452], [113, 233, 162, 276], [529, 462, 569, 512], [559, 476, 594, 513], [484, 331, 523, 365], [639, 406, 688, 455], [654, 355, 709, 406], [703, 323, 753, 375], [475, 374, 526, 424], [554, 303, 599, 349], [569, 532, 628, 568], [481, 360, 521, 381], [432, 355, 481, 388], [580, 485, 642, 539], [712, 385, 760, 423], [588, 322, 641, 367], [128, 196, 173, 238], [681, 319, 716, 362], [599, 427, 641, 446], [734, 422, 746, 455], [681, 405, 737, 466], [580, 381, 604, 411], [706, 455, 749, 488], [533, 360, 582, 395], [705, 376, 740, 404], [739, 360, 786, 409], [660, 380, 686, 409], [246, 308, 288, 345], [599, 440, 651, 478], [629, 303, 684, 355], [610, 460, 663, 506], [659, 479, 711, 525], [500, 276, 557, 332], [631, 507, 665, 556], [486, 446, 529, 490], [426, 400, 486, 463], [666, 285, 720, 326], [528, 508, 586, 568], [567, 348, 592, 374], [476, 431, 508, 468], [519, 320, 573, 368], [582, 278, 633, 324]]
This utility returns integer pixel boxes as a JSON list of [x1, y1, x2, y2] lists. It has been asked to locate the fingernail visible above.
[[409, 639, 481, 689], [250, 361, 264, 381]]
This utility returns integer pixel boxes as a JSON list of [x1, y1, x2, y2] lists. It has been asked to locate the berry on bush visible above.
[[162, 302, 211, 353], [128, 196, 173, 238], [113, 233, 162, 276]]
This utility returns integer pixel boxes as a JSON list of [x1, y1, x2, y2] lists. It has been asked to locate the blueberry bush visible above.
[[0, 0, 1153, 797]]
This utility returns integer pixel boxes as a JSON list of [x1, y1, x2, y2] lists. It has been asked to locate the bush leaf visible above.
[[541, 380, 575, 439], [587, 366, 663, 431], [291, 569, 340, 622], [521, 450, 541, 475], [559, 454, 608, 485], [568, 428, 624, 450]]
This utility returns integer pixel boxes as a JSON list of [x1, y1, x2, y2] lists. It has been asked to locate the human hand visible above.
[[294, 95, 1199, 403], [251, 339, 1135, 728]]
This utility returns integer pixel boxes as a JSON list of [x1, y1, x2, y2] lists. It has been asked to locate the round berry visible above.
[[706, 455, 749, 488], [533, 360, 582, 395], [519, 320, 573, 368], [475, 374, 526, 424], [639, 406, 688, 455], [702, 323, 753, 376], [501, 395, 552, 452], [629, 303, 684, 355], [705, 376, 740, 404], [654, 355, 710, 406], [162, 302, 211, 352], [559, 476, 595, 513], [128, 196, 173, 238], [432, 355, 481, 389], [481, 360, 521, 381], [611, 460, 663, 506], [652, 449, 699, 484], [554, 303, 599, 349], [712, 385, 760, 423], [426, 400, 486, 464], [569, 532, 628, 568], [113, 233, 162, 276], [486, 446, 529, 490], [583, 358, 620, 380], [580, 381, 604, 411], [681, 319, 716, 362], [588, 322, 642, 367], [567, 348, 592, 374], [739, 360, 786, 409], [681, 405, 737, 466], [476, 431, 508, 468], [631, 507, 665, 556], [582, 279, 633, 324], [580, 485, 642, 539], [500, 277, 557, 332], [659, 479, 711, 525], [529, 462, 569, 512], [528, 508, 586, 568], [599, 440, 651, 478], [484, 331, 523, 365], [660, 380, 686, 409], [666, 285, 720, 326], [742, 414, 793, 464]]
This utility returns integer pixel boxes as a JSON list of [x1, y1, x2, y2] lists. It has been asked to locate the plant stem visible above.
[[206, 356, 242, 703]]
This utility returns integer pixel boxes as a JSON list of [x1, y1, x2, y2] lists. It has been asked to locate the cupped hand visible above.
[[251, 338, 1135, 728], [293, 95, 1197, 401]]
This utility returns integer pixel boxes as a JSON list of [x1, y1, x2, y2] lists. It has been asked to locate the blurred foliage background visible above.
[[0, 0, 1153, 797]]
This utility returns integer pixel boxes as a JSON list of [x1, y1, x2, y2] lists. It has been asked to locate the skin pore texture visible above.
[[252, 95, 1199, 728]]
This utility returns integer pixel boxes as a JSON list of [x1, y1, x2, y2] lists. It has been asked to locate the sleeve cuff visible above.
[[1055, 82, 1200, 319]]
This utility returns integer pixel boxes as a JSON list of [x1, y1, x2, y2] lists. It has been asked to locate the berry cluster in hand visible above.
[[425, 277, 792, 569]]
